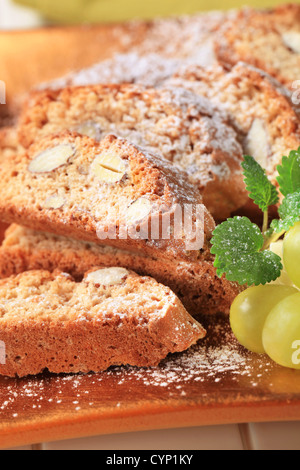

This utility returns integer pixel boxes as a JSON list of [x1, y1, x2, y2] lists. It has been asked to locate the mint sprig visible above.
[[277, 148, 300, 197], [211, 150, 300, 286], [211, 217, 282, 286], [271, 191, 300, 233], [242, 155, 279, 212]]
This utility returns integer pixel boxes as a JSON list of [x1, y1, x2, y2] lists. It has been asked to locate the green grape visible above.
[[230, 285, 298, 354], [263, 293, 300, 369], [269, 241, 295, 287], [283, 222, 300, 289]]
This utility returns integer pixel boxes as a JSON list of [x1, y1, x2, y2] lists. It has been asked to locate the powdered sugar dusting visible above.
[[0, 316, 287, 423], [38, 11, 227, 92], [39, 53, 182, 91], [130, 12, 227, 63]]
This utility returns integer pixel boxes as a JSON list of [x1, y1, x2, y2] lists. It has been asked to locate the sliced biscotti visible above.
[[132, 11, 225, 62], [38, 11, 226, 91], [0, 224, 242, 316], [0, 268, 206, 377], [17, 84, 246, 219], [0, 131, 216, 262], [215, 5, 300, 88], [39, 53, 183, 90], [168, 62, 300, 189]]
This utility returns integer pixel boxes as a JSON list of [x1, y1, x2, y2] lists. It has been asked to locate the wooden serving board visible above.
[[1, 315, 300, 449], [0, 24, 300, 449]]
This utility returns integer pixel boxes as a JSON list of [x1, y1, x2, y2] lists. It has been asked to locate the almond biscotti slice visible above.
[[215, 5, 300, 88], [0, 268, 206, 377], [131, 11, 225, 62], [16, 84, 246, 219], [39, 53, 183, 90], [38, 11, 226, 91], [168, 62, 300, 190], [0, 131, 216, 262], [0, 224, 242, 316]]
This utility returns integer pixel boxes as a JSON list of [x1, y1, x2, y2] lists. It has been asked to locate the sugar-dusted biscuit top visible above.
[[0, 131, 216, 262], [38, 53, 183, 90], [37, 10, 226, 92], [215, 5, 300, 88], [17, 84, 246, 219], [168, 62, 300, 186], [0, 267, 206, 377]]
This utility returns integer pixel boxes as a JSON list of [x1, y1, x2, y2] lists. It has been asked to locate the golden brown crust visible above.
[[0, 225, 242, 316], [0, 268, 206, 377], [16, 83, 246, 220]]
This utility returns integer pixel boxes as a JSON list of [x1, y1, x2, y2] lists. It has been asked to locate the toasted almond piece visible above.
[[91, 152, 126, 183], [28, 144, 75, 173], [245, 118, 269, 168], [127, 197, 152, 224], [75, 122, 102, 141], [282, 31, 300, 54], [44, 195, 65, 210], [84, 267, 129, 286]]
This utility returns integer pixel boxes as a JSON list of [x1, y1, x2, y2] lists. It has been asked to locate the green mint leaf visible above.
[[242, 155, 279, 212], [277, 148, 300, 197], [211, 216, 263, 257], [222, 251, 283, 286], [271, 191, 300, 233], [264, 227, 274, 239], [211, 216, 282, 286]]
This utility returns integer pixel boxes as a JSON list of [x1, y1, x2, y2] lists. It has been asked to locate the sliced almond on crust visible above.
[[28, 144, 75, 173], [44, 195, 65, 209], [84, 267, 129, 286], [282, 31, 300, 54], [126, 197, 152, 225], [245, 118, 269, 168], [91, 153, 126, 183]]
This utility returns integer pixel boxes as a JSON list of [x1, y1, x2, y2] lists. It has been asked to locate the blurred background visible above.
[[0, 0, 297, 29], [0, 0, 299, 113]]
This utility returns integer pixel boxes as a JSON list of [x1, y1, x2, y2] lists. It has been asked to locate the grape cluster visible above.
[[230, 222, 300, 369]]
